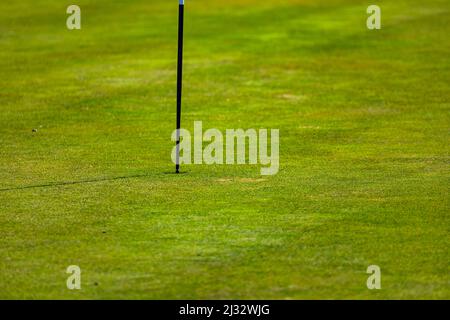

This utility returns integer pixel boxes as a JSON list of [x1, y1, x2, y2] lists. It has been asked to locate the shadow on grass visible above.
[[0, 170, 192, 192], [163, 171, 189, 175], [0, 174, 153, 192]]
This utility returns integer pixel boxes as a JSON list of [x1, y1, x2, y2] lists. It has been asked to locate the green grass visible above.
[[0, 0, 449, 299]]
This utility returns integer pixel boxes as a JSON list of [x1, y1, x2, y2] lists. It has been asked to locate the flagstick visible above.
[[175, 0, 185, 174]]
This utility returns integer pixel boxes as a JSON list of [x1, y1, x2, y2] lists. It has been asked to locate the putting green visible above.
[[0, 0, 448, 299]]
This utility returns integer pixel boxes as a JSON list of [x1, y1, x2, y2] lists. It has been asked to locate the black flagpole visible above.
[[175, 0, 184, 173]]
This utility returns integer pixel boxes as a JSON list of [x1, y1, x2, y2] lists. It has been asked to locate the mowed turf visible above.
[[0, 0, 448, 299]]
